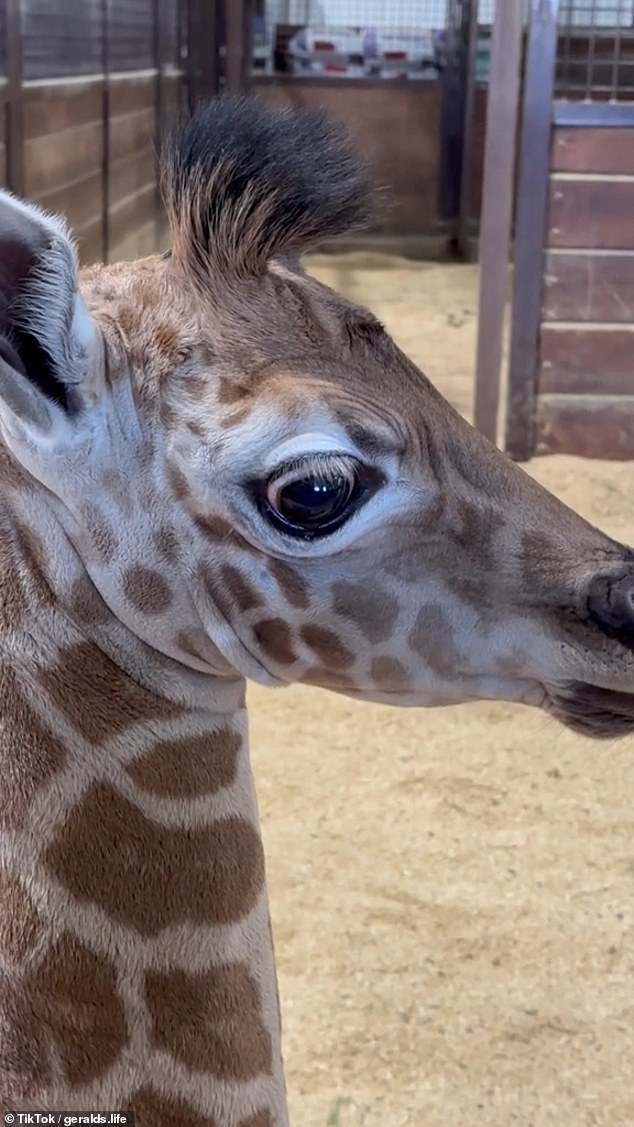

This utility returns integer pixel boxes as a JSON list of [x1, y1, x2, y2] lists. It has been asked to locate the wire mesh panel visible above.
[[266, 1, 449, 27], [557, 1, 634, 100], [22, 0, 103, 79], [263, 0, 453, 78], [109, 0, 155, 72]]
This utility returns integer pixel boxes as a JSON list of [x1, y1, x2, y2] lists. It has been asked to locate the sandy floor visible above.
[[249, 255, 634, 1127]]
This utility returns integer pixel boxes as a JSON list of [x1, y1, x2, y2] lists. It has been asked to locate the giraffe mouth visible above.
[[545, 682, 634, 739]]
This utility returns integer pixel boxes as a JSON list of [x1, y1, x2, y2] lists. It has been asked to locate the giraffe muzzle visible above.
[[587, 572, 634, 649]]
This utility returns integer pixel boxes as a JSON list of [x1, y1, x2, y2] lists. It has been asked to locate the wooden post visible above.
[[187, 0, 220, 108], [225, 0, 254, 92], [457, 0, 479, 258], [100, 0, 110, 263], [473, 0, 523, 442], [5, 0, 23, 197], [505, 0, 560, 461], [438, 0, 473, 228]]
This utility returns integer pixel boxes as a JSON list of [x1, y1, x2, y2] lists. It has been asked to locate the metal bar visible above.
[[586, 0, 597, 100], [473, 0, 524, 442], [505, 0, 560, 462], [101, 0, 110, 263], [612, 0, 623, 99], [5, 0, 23, 196], [153, 0, 166, 254], [187, 0, 219, 107], [439, 0, 474, 231], [553, 98, 634, 125], [225, 0, 254, 92], [458, 0, 480, 257]]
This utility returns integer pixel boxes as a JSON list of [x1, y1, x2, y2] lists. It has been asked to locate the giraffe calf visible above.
[[0, 95, 633, 1124]]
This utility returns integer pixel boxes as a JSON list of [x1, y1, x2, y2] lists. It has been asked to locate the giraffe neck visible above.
[[0, 478, 287, 1126]]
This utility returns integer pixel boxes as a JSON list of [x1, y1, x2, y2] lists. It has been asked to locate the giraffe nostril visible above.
[[588, 572, 634, 641]]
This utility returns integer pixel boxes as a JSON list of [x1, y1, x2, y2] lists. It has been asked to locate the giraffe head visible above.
[[0, 96, 633, 738]]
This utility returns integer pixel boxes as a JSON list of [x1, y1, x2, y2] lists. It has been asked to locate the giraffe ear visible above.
[[0, 189, 97, 422]]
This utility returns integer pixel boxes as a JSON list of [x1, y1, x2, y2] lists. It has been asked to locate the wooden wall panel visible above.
[[548, 177, 634, 250], [543, 251, 634, 322], [109, 183, 157, 251], [161, 73, 184, 122], [0, 2, 188, 263], [0, 89, 6, 187], [108, 74, 158, 262], [109, 0, 154, 72], [109, 75, 155, 117], [539, 326, 634, 396], [23, 82, 104, 263], [22, 0, 102, 80], [552, 127, 634, 175], [109, 107, 155, 162], [24, 118, 103, 197], [23, 80, 103, 138], [109, 149, 156, 204], [535, 394, 634, 458], [34, 171, 103, 232], [254, 79, 443, 236]]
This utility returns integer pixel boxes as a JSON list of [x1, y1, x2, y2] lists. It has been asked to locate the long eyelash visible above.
[[269, 452, 355, 482]]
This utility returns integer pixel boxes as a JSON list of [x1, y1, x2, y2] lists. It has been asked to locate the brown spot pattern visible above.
[[152, 524, 181, 563], [0, 664, 66, 830], [80, 503, 118, 562], [449, 500, 504, 570], [0, 934, 127, 1100], [194, 515, 256, 553], [220, 564, 263, 612], [122, 565, 173, 616], [12, 522, 55, 607], [166, 461, 190, 501], [220, 406, 251, 429], [0, 531, 29, 628], [27, 934, 127, 1087], [0, 971, 49, 1104], [332, 580, 399, 643], [239, 1114, 274, 1127], [145, 962, 272, 1080], [0, 871, 42, 962], [67, 575, 111, 626], [300, 666, 357, 693], [176, 629, 226, 667], [46, 783, 265, 936], [218, 376, 251, 404], [409, 605, 461, 675], [126, 727, 241, 798], [268, 558, 310, 609], [371, 656, 411, 691], [300, 624, 354, 669], [38, 642, 181, 744], [0, 447, 26, 491], [253, 618, 297, 666], [130, 1087, 217, 1127]]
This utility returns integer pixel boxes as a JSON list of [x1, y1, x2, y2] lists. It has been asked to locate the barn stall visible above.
[[0, 0, 187, 265], [475, 0, 634, 461]]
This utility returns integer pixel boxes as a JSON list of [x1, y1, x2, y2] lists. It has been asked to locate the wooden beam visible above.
[[101, 0, 110, 263], [473, 0, 523, 442], [458, 0, 480, 257], [225, 0, 254, 92], [505, 0, 560, 461], [187, 0, 220, 107], [5, 0, 23, 196]]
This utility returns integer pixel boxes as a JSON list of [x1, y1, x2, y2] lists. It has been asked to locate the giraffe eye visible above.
[[259, 455, 373, 540]]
